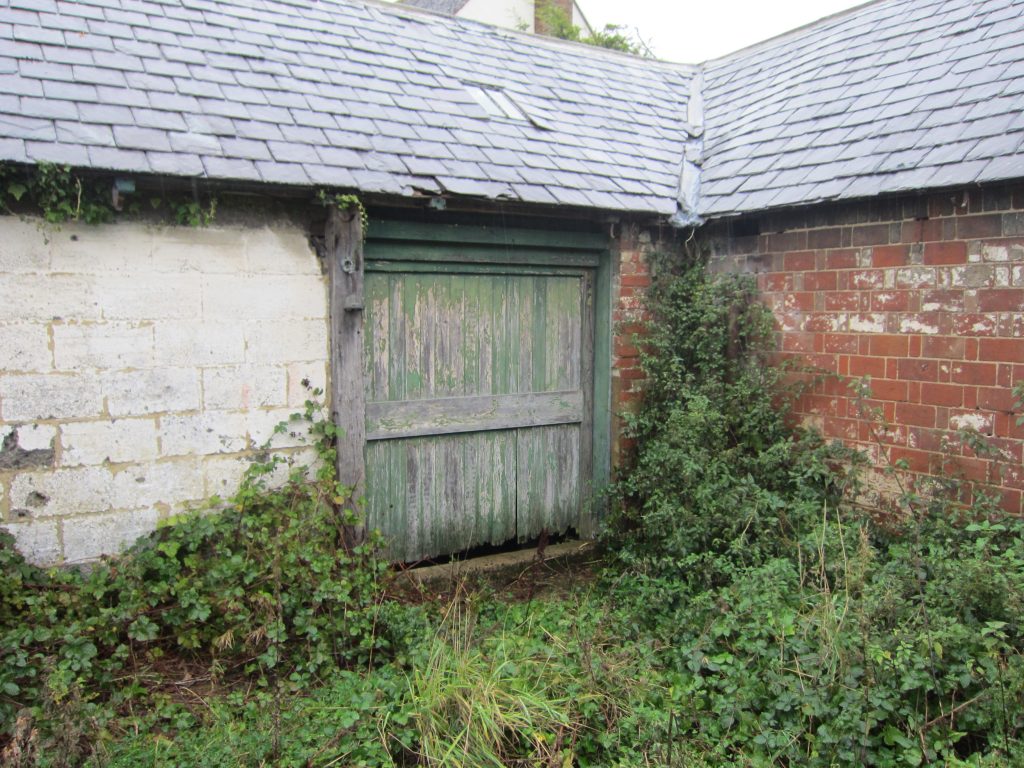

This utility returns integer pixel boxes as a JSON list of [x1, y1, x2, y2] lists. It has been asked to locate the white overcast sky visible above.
[[576, 0, 870, 63]]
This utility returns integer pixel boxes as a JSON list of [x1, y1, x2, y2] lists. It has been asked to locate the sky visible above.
[[576, 0, 871, 63]]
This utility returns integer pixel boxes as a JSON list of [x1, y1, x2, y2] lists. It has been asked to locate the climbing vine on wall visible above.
[[0, 162, 218, 227], [316, 188, 368, 236]]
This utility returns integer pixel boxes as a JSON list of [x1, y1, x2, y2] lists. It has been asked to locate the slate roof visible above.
[[0, 0, 697, 215], [700, 0, 1024, 217], [1, 0, 1023, 221]]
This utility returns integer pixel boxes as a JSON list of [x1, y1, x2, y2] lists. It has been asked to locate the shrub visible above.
[[0, 396, 391, 753], [607, 249, 859, 585]]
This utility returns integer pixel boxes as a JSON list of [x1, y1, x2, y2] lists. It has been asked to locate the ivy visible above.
[[316, 188, 368, 236], [0, 162, 218, 227]]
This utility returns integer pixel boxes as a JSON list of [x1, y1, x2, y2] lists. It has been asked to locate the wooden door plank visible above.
[[366, 390, 583, 440], [368, 220, 608, 251], [516, 424, 581, 542], [371, 431, 517, 561]]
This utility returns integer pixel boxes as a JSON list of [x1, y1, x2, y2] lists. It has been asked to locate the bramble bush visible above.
[[604, 249, 1024, 765], [0, 393, 392, 761]]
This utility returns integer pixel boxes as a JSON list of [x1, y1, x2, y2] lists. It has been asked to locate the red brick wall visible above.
[[704, 184, 1024, 513], [610, 223, 656, 469]]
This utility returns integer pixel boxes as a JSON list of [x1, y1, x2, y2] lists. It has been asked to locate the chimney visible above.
[[534, 0, 574, 36]]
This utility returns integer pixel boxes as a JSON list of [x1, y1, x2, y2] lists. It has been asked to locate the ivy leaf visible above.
[[7, 182, 26, 201]]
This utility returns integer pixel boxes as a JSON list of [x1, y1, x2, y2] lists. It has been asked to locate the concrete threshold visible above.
[[396, 539, 597, 589]]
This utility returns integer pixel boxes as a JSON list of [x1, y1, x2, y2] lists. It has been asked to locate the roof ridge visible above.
[[359, 0, 700, 72]]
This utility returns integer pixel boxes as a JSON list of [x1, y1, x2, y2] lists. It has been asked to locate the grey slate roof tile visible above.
[[1, 0, 1019, 219], [701, 0, 1024, 217], [0, 0, 694, 215], [25, 139, 89, 165], [147, 150, 204, 176], [88, 145, 150, 171]]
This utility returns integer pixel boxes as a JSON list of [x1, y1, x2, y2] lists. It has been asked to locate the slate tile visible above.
[[169, 131, 223, 154], [202, 155, 260, 180], [322, 129, 372, 151], [302, 163, 359, 188], [13, 24, 64, 46], [256, 161, 309, 185], [218, 136, 270, 160], [39, 45, 93, 65], [144, 58, 191, 77], [146, 150, 204, 176], [174, 78, 222, 98], [976, 153, 1024, 182], [113, 125, 172, 151], [197, 98, 249, 119], [267, 141, 319, 164], [88, 145, 150, 172], [966, 131, 1024, 160], [125, 72, 176, 93], [25, 140, 89, 165], [350, 168, 415, 195], [42, 80, 97, 102], [20, 95, 78, 119], [406, 140, 453, 160], [315, 145, 365, 169], [289, 108, 335, 129], [96, 86, 149, 107], [20, 60, 74, 81]]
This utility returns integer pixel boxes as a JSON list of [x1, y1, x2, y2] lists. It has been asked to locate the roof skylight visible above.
[[466, 85, 529, 122]]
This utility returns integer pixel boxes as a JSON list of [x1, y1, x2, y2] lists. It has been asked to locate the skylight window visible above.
[[466, 85, 529, 122]]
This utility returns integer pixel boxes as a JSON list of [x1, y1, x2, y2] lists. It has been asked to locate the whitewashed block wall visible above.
[[0, 218, 328, 564]]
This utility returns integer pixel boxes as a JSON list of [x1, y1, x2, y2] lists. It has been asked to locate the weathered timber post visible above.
[[325, 205, 366, 532]]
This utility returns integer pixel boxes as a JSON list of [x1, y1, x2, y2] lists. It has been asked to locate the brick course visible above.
[[705, 184, 1024, 514]]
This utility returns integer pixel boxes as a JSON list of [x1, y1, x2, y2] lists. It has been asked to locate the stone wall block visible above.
[[110, 459, 204, 509], [95, 274, 203, 320], [52, 322, 155, 370], [244, 320, 329, 364], [101, 368, 201, 417], [61, 507, 160, 563], [0, 520, 61, 563], [153, 321, 245, 366], [245, 227, 322, 275], [1, 373, 105, 421], [0, 219, 50, 273], [202, 365, 287, 410], [202, 275, 327, 321], [61, 418, 159, 466], [49, 223, 152, 273], [247, 408, 313, 450], [150, 227, 247, 273], [159, 411, 248, 456], [0, 323, 53, 372], [286, 361, 328, 407], [0, 274, 102, 321], [10, 466, 115, 518]]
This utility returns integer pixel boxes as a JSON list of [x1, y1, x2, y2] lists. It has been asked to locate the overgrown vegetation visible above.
[[4, 250, 1024, 766], [0, 395, 390, 763], [535, 3, 650, 56], [601, 248, 1024, 765], [0, 162, 219, 227]]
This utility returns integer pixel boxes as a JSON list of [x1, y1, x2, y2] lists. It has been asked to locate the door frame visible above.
[[363, 219, 613, 541]]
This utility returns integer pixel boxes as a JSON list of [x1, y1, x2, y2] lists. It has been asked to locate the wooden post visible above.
[[325, 205, 366, 514]]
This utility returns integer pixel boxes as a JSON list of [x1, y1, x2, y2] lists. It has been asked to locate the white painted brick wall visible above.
[[0, 218, 329, 565]]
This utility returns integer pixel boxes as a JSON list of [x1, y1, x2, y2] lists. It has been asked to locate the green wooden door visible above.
[[362, 225, 600, 562]]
